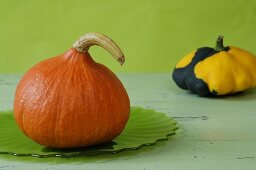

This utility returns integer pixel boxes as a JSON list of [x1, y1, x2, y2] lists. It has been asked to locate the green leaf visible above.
[[0, 106, 178, 162]]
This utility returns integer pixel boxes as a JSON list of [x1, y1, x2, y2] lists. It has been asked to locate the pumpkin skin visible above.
[[172, 36, 256, 96], [14, 33, 130, 148]]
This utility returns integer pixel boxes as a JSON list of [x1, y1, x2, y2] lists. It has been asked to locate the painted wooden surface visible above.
[[0, 74, 256, 170]]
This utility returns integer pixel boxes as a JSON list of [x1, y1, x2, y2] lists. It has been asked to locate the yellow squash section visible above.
[[176, 51, 195, 68], [195, 47, 256, 95]]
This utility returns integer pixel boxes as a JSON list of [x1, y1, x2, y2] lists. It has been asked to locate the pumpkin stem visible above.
[[73, 32, 125, 65], [215, 35, 225, 52]]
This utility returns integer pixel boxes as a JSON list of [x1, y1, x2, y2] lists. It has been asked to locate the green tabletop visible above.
[[0, 73, 256, 170]]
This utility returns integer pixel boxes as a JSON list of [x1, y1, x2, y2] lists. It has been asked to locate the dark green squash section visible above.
[[172, 46, 229, 96]]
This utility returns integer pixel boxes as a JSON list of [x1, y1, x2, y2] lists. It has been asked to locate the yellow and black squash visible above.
[[172, 36, 256, 96]]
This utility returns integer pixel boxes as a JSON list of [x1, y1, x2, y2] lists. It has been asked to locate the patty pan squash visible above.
[[172, 36, 256, 96]]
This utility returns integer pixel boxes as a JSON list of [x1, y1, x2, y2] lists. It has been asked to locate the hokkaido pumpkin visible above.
[[13, 32, 130, 148], [172, 36, 256, 96]]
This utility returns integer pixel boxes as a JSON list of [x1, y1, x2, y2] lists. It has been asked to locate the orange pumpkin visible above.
[[13, 33, 130, 148]]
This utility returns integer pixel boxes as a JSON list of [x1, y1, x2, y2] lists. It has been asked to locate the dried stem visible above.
[[73, 32, 125, 65]]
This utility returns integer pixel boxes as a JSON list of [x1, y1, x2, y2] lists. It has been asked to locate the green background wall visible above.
[[0, 0, 256, 73]]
